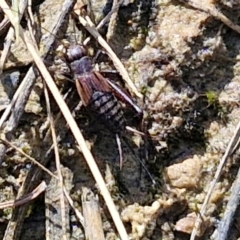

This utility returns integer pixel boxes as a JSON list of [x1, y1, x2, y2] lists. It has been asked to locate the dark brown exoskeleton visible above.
[[65, 45, 154, 183], [65, 45, 142, 134]]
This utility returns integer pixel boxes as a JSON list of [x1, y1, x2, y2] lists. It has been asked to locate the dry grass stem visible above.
[[125, 126, 145, 136], [0, 1, 128, 239], [0, 69, 31, 128], [0, 136, 58, 179], [96, 0, 124, 31], [0, 181, 47, 209], [0, 0, 28, 73], [83, 0, 123, 46], [27, 0, 34, 23], [63, 187, 85, 226], [212, 166, 240, 239], [43, 80, 67, 240], [12, 0, 20, 42], [180, 0, 240, 35], [0, 1, 75, 239], [190, 119, 240, 239]]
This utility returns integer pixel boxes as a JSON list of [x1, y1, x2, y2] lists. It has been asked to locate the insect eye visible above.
[[66, 45, 87, 62]]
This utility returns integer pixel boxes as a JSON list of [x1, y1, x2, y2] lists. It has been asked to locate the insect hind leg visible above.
[[121, 135, 156, 185]]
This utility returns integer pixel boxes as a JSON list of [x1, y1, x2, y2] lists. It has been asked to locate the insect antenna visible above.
[[121, 135, 156, 185]]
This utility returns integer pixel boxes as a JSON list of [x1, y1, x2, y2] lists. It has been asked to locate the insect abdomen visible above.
[[89, 91, 126, 133]]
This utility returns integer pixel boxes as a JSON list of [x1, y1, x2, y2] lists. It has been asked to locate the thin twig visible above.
[[1, 1, 75, 239], [82, 0, 123, 46], [45, 167, 72, 240], [26, 13, 38, 49], [179, 0, 240, 35], [0, 0, 28, 74], [0, 2, 129, 239], [43, 80, 67, 240], [0, 181, 46, 209], [96, 0, 124, 31], [190, 119, 240, 239], [0, 16, 10, 34], [0, 0, 74, 139], [27, 0, 34, 23], [0, 136, 58, 179], [63, 187, 85, 226], [12, 0, 20, 42], [212, 163, 240, 239]]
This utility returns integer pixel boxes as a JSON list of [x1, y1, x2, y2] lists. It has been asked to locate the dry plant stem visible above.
[[12, 0, 20, 42], [0, 67, 36, 131], [0, 0, 74, 128], [0, 137, 58, 179], [0, 0, 74, 164], [27, 0, 34, 23], [26, 17, 37, 49], [190, 120, 240, 240], [0, 1, 75, 239], [0, 0, 28, 73], [82, 187, 105, 240], [0, 16, 10, 33], [212, 164, 240, 240], [0, 181, 46, 209], [63, 187, 85, 226], [180, 0, 240, 34], [43, 81, 67, 240], [2, 120, 73, 238], [43, 90, 85, 229], [0, 27, 15, 73], [98, 0, 124, 31], [83, 0, 124, 46], [0, 2, 129, 239], [43, 88, 74, 143], [45, 167, 72, 240], [0, 67, 39, 165], [77, 11, 143, 99]]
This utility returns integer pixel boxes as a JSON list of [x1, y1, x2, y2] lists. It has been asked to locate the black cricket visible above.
[[65, 45, 142, 133], [65, 44, 155, 184]]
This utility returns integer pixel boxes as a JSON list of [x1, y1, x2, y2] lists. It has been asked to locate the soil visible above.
[[1, 0, 240, 239]]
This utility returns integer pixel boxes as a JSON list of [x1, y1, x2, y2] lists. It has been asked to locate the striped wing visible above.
[[75, 72, 111, 106]]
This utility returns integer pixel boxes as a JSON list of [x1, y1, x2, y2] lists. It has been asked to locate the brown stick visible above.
[[82, 187, 105, 240]]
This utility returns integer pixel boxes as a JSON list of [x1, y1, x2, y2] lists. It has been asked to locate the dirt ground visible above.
[[1, 0, 240, 239]]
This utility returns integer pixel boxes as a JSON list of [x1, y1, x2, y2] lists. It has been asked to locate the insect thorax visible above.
[[69, 56, 93, 75]]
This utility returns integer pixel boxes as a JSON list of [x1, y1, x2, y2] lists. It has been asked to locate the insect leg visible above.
[[121, 135, 156, 185]]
